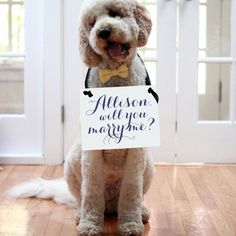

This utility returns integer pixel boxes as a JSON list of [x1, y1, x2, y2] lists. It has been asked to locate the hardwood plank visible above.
[[165, 167, 192, 213], [218, 166, 236, 194], [198, 167, 236, 235], [165, 213, 185, 235], [176, 167, 206, 216], [187, 167, 218, 210], [0, 166, 15, 184], [207, 209, 234, 236], [41, 166, 57, 179], [0, 166, 46, 235], [60, 208, 77, 236], [158, 168, 180, 214], [27, 166, 64, 236], [210, 167, 236, 197], [0, 164, 236, 236], [165, 167, 188, 201], [198, 167, 236, 218], [180, 211, 217, 236], [43, 204, 67, 235]]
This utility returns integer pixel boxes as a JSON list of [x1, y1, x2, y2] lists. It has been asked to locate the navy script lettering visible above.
[[85, 94, 155, 145], [86, 95, 150, 115]]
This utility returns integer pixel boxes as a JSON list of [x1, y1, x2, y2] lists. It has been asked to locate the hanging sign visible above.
[[80, 86, 160, 150]]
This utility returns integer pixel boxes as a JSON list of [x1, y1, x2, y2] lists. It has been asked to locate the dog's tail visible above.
[[7, 178, 76, 208]]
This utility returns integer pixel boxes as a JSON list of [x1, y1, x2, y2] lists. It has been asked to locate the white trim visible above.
[[230, 62, 236, 121], [43, 0, 64, 165], [0, 53, 25, 57], [141, 57, 158, 62], [155, 0, 177, 162], [63, 0, 85, 156], [154, 163, 236, 166], [198, 57, 235, 63], [230, 0, 236, 122]]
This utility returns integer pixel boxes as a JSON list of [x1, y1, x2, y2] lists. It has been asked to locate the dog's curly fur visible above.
[[65, 0, 155, 235]]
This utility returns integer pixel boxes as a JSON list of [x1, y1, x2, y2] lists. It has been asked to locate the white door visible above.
[[0, 0, 44, 161], [63, 0, 177, 162], [0, 0, 64, 165], [177, 0, 236, 162]]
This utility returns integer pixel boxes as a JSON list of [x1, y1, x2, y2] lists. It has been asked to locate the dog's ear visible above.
[[135, 2, 152, 47], [79, 26, 101, 67]]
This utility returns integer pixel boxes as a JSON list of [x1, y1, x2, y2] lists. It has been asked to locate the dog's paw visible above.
[[77, 221, 103, 236], [141, 205, 150, 224], [118, 222, 143, 236]]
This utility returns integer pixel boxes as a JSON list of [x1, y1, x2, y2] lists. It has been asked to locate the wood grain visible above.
[[0, 164, 236, 235]]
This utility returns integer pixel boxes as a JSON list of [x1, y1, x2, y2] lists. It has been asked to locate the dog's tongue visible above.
[[108, 42, 122, 58]]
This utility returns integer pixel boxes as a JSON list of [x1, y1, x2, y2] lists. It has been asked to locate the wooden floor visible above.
[[0, 165, 236, 235]]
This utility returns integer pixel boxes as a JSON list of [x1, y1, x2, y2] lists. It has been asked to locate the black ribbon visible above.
[[83, 90, 93, 98], [148, 87, 159, 104]]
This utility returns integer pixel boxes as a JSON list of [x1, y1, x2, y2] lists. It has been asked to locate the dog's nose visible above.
[[98, 28, 111, 40]]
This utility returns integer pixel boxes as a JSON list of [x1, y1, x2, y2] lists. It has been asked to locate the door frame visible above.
[[152, 0, 177, 162], [43, 0, 64, 165]]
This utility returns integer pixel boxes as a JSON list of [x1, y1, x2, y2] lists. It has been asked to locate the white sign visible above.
[[80, 86, 160, 150]]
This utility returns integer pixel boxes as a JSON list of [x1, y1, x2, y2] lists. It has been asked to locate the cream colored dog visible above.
[[66, 0, 155, 235], [9, 0, 155, 235]]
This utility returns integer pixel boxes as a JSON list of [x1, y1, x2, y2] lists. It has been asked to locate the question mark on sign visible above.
[[148, 117, 155, 130]]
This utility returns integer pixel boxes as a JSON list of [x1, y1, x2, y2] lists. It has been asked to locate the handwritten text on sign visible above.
[[80, 86, 160, 150]]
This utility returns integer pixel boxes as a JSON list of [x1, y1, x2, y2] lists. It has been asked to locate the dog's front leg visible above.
[[118, 148, 145, 236], [78, 150, 104, 236]]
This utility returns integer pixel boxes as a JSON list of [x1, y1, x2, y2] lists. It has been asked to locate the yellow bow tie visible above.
[[99, 64, 129, 83]]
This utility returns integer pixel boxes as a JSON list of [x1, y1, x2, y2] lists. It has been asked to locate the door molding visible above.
[[43, 0, 64, 165]]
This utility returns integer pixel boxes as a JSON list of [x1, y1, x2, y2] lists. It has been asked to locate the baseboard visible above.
[[1, 158, 235, 166], [154, 162, 236, 166]]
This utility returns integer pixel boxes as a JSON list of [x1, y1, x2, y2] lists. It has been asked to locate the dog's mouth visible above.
[[107, 42, 131, 59]]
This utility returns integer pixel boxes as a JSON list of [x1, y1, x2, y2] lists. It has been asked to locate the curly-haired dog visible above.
[[8, 0, 155, 235], [66, 0, 155, 235]]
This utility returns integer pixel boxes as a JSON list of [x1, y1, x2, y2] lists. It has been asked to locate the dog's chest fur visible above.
[[103, 149, 127, 201], [103, 149, 127, 179]]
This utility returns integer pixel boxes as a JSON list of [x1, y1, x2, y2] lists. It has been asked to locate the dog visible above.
[[9, 0, 155, 235], [66, 0, 155, 235]]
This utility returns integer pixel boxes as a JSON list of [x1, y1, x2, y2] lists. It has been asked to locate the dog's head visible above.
[[79, 0, 152, 67]]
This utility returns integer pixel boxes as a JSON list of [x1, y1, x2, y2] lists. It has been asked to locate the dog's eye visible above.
[[108, 10, 121, 18]]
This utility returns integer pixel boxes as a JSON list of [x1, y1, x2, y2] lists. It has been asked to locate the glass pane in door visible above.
[[198, 63, 230, 120], [0, 0, 24, 114], [0, 57, 24, 114], [199, 0, 231, 57], [137, 1, 158, 85]]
